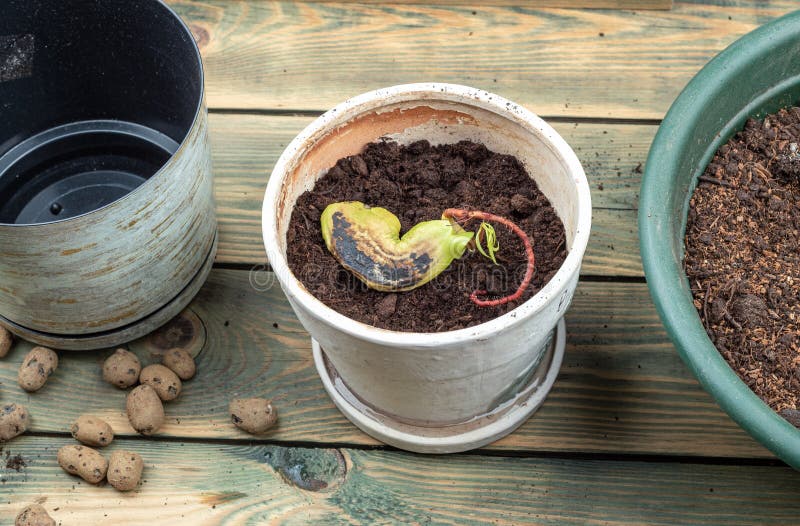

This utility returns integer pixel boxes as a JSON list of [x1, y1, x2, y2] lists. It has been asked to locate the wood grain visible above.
[[288, 0, 673, 9], [168, 0, 795, 119], [1, 436, 798, 525], [208, 113, 649, 275], [0, 269, 770, 458]]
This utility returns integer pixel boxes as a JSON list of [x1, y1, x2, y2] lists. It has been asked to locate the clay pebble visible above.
[[162, 347, 196, 380], [57, 444, 108, 484], [0, 403, 29, 442], [18, 347, 58, 392], [126, 384, 165, 435], [107, 450, 144, 491], [71, 415, 114, 447], [0, 325, 12, 358], [15, 504, 55, 526], [230, 398, 277, 435], [102, 348, 142, 389], [139, 364, 182, 402]]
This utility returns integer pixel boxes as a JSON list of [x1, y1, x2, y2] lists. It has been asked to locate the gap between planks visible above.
[[210, 261, 651, 284], [207, 107, 665, 126], [14, 430, 783, 467]]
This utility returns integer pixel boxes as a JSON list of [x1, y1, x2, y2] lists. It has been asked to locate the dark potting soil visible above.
[[5, 451, 26, 472], [286, 139, 567, 332], [685, 107, 800, 415]]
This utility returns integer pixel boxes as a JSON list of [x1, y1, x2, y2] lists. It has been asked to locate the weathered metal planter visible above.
[[263, 84, 591, 453], [0, 0, 217, 350]]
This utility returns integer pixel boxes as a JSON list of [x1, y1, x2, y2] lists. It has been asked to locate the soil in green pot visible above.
[[286, 139, 567, 332], [685, 107, 800, 421]]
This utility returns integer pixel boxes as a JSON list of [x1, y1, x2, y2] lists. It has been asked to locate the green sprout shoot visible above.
[[475, 222, 500, 265]]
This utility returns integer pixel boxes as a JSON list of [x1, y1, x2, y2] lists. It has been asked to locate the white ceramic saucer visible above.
[[312, 318, 566, 454]]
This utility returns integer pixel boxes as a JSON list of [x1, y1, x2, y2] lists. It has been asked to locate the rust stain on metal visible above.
[[83, 310, 138, 328], [60, 243, 98, 256], [32, 319, 60, 328], [10, 235, 216, 351], [82, 265, 115, 279], [150, 213, 177, 235], [134, 203, 152, 215]]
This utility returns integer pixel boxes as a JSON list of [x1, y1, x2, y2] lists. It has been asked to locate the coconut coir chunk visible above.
[[286, 140, 567, 332], [685, 107, 800, 415]]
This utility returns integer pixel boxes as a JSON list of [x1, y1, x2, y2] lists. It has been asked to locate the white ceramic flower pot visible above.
[[263, 83, 591, 453]]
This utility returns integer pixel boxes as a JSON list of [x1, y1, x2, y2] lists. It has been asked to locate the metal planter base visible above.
[[0, 232, 217, 351]]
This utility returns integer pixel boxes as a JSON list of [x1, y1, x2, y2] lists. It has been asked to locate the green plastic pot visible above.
[[640, 10, 800, 468]]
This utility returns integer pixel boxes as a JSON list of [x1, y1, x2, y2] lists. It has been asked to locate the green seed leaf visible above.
[[475, 222, 500, 265], [320, 201, 474, 292]]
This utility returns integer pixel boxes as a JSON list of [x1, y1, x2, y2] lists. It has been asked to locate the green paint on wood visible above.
[[0, 270, 768, 458], [1, 437, 797, 524]]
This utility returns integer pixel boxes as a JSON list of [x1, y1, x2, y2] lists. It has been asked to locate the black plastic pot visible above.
[[0, 0, 202, 223]]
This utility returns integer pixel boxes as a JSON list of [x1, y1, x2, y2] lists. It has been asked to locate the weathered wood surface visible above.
[[1, 436, 797, 525], [4, 1, 798, 521], [168, 0, 795, 119], [0, 269, 769, 458], [286, 0, 673, 9], [209, 113, 648, 275]]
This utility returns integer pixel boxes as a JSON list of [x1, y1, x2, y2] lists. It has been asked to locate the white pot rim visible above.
[[262, 82, 592, 348]]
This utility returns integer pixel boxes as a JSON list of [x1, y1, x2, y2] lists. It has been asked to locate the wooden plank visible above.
[[287, 0, 673, 9], [0, 270, 770, 458], [1, 436, 798, 525], [168, 0, 794, 119], [208, 113, 650, 274], [585, 209, 640, 276]]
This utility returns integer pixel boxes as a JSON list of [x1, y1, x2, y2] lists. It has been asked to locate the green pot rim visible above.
[[639, 10, 800, 467]]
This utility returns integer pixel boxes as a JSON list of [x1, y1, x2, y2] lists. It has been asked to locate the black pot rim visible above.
[[0, 0, 205, 228]]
